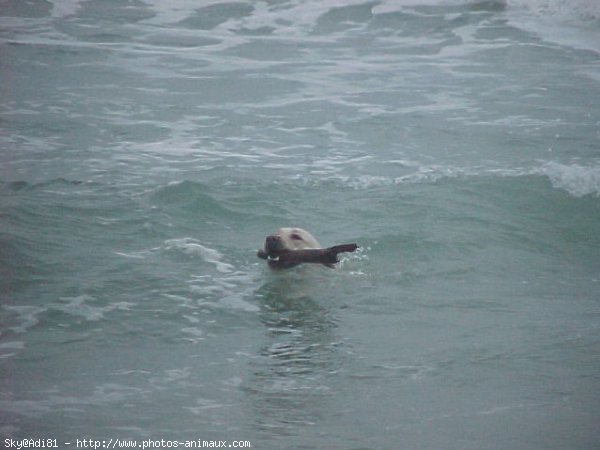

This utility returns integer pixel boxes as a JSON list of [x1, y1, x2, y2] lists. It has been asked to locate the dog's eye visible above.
[[290, 233, 303, 241]]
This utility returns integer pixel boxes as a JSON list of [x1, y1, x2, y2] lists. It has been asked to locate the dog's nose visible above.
[[265, 234, 280, 252]]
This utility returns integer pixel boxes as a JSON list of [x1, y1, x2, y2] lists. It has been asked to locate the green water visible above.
[[1, 1, 599, 449]]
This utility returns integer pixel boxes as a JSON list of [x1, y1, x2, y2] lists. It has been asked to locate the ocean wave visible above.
[[311, 161, 600, 197], [2, 298, 134, 339], [506, 0, 600, 52], [147, 161, 600, 199], [52, 295, 133, 322], [0, 178, 88, 192], [3, 305, 45, 334], [188, 268, 261, 314], [163, 238, 235, 274], [115, 237, 236, 273], [0, 341, 25, 359], [535, 161, 600, 197], [150, 180, 248, 220], [508, 0, 600, 21]]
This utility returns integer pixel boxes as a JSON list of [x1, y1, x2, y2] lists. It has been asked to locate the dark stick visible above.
[[257, 243, 358, 265]]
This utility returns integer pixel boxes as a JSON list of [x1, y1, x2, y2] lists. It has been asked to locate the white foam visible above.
[[113, 251, 148, 259], [50, 0, 83, 18], [188, 271, 260, 313], [217, 295, 260, 312], [53, 296, 134, 322], [537, 161, 600, 197], [508, 0, 600, 21], [116, 239, 235, 273], [181, 326, 205, 343], [164, 238, 234, 273], [4, 305, 45, 333], [373, 0, 466, 14], [0, 341, 26, 359], [322, 161, 600, 198], [506, 0, 600, 52]]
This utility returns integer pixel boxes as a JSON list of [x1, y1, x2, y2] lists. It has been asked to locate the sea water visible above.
[[1, 1, 599, 449]]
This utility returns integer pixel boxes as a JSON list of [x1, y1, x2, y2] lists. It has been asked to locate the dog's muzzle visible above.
[[264, 234, 282, 255]]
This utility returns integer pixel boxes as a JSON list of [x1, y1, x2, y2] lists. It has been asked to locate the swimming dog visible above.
[[257, 227, 358, 269]]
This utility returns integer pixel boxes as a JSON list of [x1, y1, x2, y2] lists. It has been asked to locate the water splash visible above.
[[537, 161, 600, 197]]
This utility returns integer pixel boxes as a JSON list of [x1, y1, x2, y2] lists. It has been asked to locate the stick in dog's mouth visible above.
[[257, 243, 358, 266]]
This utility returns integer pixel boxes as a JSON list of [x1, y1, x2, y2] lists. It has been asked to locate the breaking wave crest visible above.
[[535, 161, 600, 197], [322, 161, 600, 197]]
